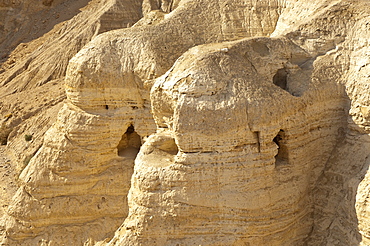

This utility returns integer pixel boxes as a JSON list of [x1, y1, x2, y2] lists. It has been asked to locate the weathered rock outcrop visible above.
[[107, 1, 370, 245], [0, 0, 143, 183], [108, 38, 348, 245], [0, 0, 369, 245], [1, 0, 291, 245], [0, 0, 143, 244]]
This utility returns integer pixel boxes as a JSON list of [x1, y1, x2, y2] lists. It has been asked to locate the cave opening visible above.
[[273, 129, 289, 166], [117, 124, 142, 158], [273, 68, 288, 91]]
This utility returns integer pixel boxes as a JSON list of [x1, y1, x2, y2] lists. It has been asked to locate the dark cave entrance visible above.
[[273, 68, 288, 91], [117, 124, 142, 158], [273, 129, 289, 166]]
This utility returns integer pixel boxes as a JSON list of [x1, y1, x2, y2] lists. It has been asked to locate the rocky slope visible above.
[[0, 0, 369, 245], [0, 0, 143, 169]]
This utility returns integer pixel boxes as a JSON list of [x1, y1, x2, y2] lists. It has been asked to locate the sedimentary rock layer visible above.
[[107, 36, 348, 245], [1, 0, 292, 244], [0, 0, 369, 245]]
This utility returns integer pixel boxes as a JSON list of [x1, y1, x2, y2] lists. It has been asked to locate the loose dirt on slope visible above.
[[0, 0, 91, 66]]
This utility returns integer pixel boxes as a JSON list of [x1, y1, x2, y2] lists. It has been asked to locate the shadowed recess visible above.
[[117, 125, 142, 158], [273, 68, 288, 91], [273, 129, 289, 166]]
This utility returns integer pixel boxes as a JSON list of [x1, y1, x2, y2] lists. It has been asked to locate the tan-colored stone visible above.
[[0, 0, 369, 245]]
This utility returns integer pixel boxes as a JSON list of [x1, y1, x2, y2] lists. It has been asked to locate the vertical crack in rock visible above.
[[273, 129, 289, 166]]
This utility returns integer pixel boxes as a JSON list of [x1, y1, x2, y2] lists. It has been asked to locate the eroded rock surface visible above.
[[109, 36, 348, 246], [0, 0, 369, 245]]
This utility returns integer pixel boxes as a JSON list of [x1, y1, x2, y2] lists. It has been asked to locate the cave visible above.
[[117, 125, 142, 158], [273, 129, 289, 165], [273, 68, 288, 91]]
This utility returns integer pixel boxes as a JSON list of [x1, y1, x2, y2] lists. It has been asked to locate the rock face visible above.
[[0, 0, 142, 95], [108, 38, 346, 245], [0, 0, 143, 168], [0, 0, 369, 245]]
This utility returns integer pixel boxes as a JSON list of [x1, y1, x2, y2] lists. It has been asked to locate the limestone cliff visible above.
[[0, 0, 143, 169], [0, 0, 369, 245]]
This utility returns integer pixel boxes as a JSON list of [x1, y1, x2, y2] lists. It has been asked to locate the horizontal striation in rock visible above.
[[109, 36, 348, 245], [2, 1, 370, 245]]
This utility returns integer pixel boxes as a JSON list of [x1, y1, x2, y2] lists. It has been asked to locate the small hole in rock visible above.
[[105, 105, 109, 110], [157, 138, 178, 155], [117, 125, 141, 158], [273, 68, 288, 91]]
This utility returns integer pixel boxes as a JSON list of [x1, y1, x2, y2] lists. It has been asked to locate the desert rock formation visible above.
[[0, 0, 369, 245]]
